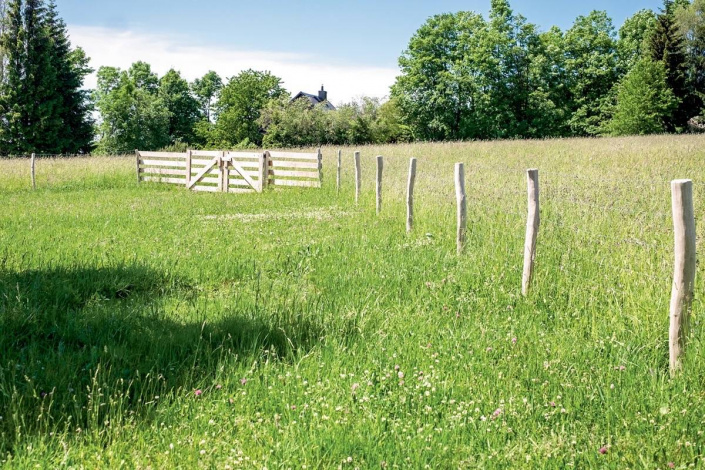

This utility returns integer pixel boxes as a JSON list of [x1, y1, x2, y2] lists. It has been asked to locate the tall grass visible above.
[[1, 135, 704, 468]]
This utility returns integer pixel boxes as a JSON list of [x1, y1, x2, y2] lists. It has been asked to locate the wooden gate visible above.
[[137, 149, 323, 193]]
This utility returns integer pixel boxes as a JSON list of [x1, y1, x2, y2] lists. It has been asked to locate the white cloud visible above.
[[67, 25, 399, 105]]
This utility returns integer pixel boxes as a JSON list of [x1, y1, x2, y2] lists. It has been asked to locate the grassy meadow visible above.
[[1, 135, 705, 468]]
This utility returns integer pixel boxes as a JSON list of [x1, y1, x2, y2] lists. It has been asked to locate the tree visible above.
[[392, 11, 490, 141], [564, 11, 619, 136], [602, 58, 677, 135], [212, 69, 286, 147], [45, 0, 93, 153], [0, 0, 7, 82], [650, 0, 693, 130], [676, 0, 705, 117], [191, 71, 222, 122], [94, 62, 170, 154], [159, 69, 200, 145], [617, 9, 658, 72]]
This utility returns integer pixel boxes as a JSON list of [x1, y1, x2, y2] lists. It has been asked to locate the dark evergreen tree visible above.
[[0, 0, 26, 153], [650, 0, 693, 130], [45, 1, 93, 153]]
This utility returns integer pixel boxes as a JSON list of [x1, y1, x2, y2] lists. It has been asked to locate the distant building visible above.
[[291, 85, 336, 110]]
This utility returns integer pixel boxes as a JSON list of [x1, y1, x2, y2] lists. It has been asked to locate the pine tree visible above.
[[0, 0, 25, 154], [45, 0, 93, 153], [650, 0, 692, 130]]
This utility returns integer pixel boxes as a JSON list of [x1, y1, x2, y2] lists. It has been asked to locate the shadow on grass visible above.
[[0, 264, 327, 451]]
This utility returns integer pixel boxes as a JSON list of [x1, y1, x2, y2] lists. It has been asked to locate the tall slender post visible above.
[[522, 169, 540, 296], [317, 148, 323, 186], [337, 149, 342, 193], [376, 156, 383, 215], [259, 151, 270, 192], [31, 153, 36, 190], [222, 153, 230, 193], [185, 149, 192, 188], [669, 179, 696, 375], [217, 151, 225, 192], [135, 150, 140, 184], [455, 163, 466, 255], [407, 158, 417, 232], [354, 151, 361, 205]]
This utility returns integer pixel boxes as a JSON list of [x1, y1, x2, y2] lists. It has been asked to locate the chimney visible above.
[[318, 85, 327, 102]]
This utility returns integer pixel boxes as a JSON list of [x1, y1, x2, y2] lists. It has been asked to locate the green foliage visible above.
[[650, 0, 693, 130], [159, 69, 200, 145], [675, 0, 705, 117], [94, 62, 171, 154], [191, 70, 222, 122], [0, 0, 92, 154], [602, 58, 677, 135], [617, 9, 658, 72], [212, 69, 287, 148], [564, 11, 619, 136]]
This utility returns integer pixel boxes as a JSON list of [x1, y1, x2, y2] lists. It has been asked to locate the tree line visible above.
[[0, 0, 703, 156]]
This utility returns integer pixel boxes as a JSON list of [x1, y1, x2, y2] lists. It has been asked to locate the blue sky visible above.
[[61, 0, 665, 103]]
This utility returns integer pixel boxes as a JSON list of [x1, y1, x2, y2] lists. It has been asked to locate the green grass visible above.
[[1, 135, 704, 468]]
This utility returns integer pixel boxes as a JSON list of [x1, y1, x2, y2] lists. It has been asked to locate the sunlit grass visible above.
[[1, 135, 704, 468]]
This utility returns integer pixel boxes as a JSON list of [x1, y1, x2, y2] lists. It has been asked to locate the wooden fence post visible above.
[[185, 149, 192, 188], [354, 151, 361, 205], [317, 148, 323, 185], [259, 151, 270, 192], [135, 150, 140, 184], [376, 156, 384, 215], [522, 169, 540, 296], [455, 163, 466, 255], [669, 179, 696, 375], [31, 153, 36, 190], [407, 158, 417, 232], [222, 152, 230, 193], [337, 149, 342, 194]]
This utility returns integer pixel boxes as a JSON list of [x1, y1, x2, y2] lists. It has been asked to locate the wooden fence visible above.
[[137, 149, 322, 193]]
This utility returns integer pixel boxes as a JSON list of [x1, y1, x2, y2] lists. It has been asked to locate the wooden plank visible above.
[[271, 160, 319, 169], [317, 148, 323, 184], [140, 159, 187, 168], [217, 152, 225, 192], [191, 150, 221, 158], [225, 151, 261, 160], [669, 179, 696, 375], [139, 167, 187, 176], [228, 178, 252, 186], [522, 169, 540, 296], [188, 157, 219, 189], [273, 179, 322, 188], [267, 151, 319, 160], [138, 151, 187, 159], [142, 177, 185, 185], [270, 169, 320, 179], [259, 152, 269, 192], [199, 177, 222, 185]]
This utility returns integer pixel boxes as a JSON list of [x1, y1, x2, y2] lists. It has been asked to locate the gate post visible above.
[[259, 151, 270, 192]]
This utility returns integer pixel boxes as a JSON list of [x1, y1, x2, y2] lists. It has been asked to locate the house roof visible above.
[[291, 88, 336, 111]]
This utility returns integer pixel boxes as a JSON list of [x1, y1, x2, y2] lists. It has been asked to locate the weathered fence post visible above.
[[31, 153, 36, 190], [217, 151, 225, 192], [185, 149, 192, 188], [337, 149, 342, 194], [669, 179, 696, 375], [354, 151, 361, 204], [522, 169, 540, 296], [455, 163, 466, 255], [222, 151, 230, 193], [135, 149, 140, 184], [259, 151, 270, 192], [407, 158, 417, 232], [376, 156, 384, 215], [317, 148, 323, 186]]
